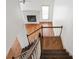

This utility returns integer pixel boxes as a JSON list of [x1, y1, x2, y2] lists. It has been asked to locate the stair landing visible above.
[[42, 36, 63, 50]]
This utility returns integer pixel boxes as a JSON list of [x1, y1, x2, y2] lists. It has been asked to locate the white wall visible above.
[[53, 0, 73, 55], [6, 0, 29, 54], [20, 0, 54, 22], [20, 0, 40, 11]]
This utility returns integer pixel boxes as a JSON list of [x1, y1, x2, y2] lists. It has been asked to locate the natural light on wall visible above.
[[42, 6, 49, 19]]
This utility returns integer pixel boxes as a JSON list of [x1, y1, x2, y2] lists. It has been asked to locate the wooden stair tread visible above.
[[41, 49, 73, 59], [42, 49, 66, 53], [42, 49, 66, 51], [41, 56, 72, 59], [41, 53, 69, 56], [42, 49, 69, 56]]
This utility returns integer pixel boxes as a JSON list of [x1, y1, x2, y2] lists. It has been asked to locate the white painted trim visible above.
[[39, 19, 52, 22], [25, 22, 39, 24]]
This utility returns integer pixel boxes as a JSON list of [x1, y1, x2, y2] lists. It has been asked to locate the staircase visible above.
[[41, 49, 72, 59], [13, 25, 73, 59], [38, 24, 73, 59], [40, 36, 73, 59]]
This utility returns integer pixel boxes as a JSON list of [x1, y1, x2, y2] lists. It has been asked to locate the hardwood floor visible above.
[[25, 22, 54, 43], [25, 24, 41, 43], [42, 36, 63, 50]]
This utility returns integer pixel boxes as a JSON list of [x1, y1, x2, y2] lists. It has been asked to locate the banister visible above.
[[60, 26, 63, 36], [27, 26, 63, 37], [14, 39, 39, 59]]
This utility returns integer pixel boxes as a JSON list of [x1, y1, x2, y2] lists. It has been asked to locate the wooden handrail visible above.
[[27, 27, 42, 37], [27, 26, 63, 37], [43, 26, 63, 28]]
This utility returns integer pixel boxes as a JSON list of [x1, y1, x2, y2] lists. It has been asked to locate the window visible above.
[[42, 6, 49, 19]]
